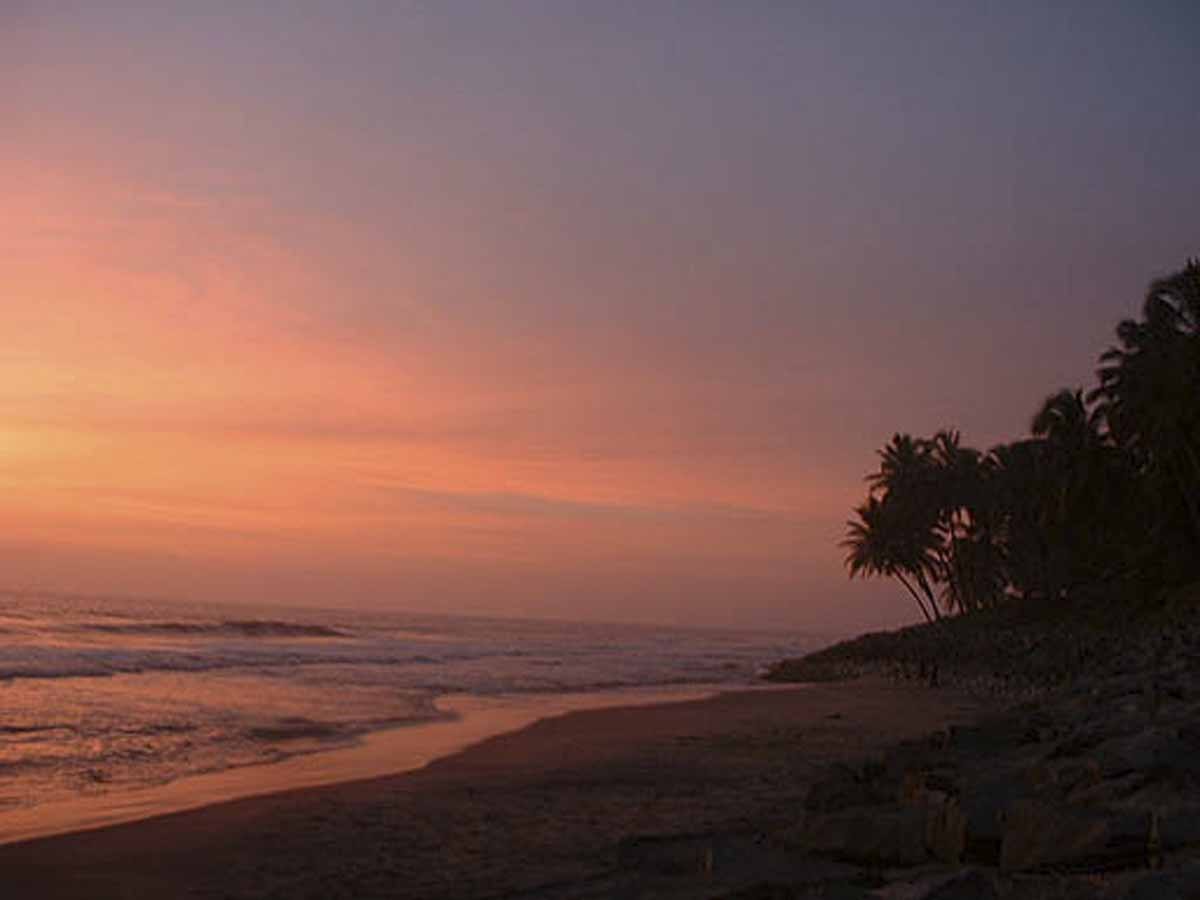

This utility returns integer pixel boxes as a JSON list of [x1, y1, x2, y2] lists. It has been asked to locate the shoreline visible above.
[[0, 682, 746, 847], [0, 677, 981, 898]]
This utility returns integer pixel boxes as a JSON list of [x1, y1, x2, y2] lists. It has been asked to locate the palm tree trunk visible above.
[[895, 572, 934, 624], [914, 569, 942, 620]]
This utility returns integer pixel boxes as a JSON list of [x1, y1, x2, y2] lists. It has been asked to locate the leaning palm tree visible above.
[[843, 494, 940, 623]]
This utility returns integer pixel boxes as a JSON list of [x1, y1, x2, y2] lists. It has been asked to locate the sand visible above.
[[0, 678, 982, 899], [0, 684, 723, 847]]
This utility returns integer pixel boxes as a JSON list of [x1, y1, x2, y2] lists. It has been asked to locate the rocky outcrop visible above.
[[742, 594, 1200, 898], [765, 585, 1200, 702]]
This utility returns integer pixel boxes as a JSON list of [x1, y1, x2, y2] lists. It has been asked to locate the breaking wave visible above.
[[0, 591, 814, 822], [82, 619, 348, 638]]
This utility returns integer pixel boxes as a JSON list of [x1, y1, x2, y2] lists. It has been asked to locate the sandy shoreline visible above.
[[0, 683, 727, 847], [0, 678, 982, 899]]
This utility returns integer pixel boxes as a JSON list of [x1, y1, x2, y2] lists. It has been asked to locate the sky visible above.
[[2, 2, 1198, 630]]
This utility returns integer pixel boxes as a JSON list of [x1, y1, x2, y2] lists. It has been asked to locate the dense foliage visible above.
[[844, 260, 1200, 618]]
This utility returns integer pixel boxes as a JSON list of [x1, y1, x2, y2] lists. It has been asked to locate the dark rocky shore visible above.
[[747, 583, 1200, 898]]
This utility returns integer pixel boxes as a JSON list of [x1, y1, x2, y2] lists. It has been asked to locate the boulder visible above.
[[1149, 732, 1200, 786], [796, 793, 966, 868], [869, 867, 974, 900], [805, 763, 892, 813], [958, 772, 1027, 861], [617, 833, 714, 876], [798, 808, 928, 867], [924, 868, 1002, 900], [1057, 759, 1102, 796], [1106, 865, 1200, 900], [999, 800, 1150, 872], [1096, 730, 1174, 779], [1000, 799, 1102, 871], [1068, 771, 1149, 806], [923, 795, 966, 864], [1158, 806, 1200, 851]]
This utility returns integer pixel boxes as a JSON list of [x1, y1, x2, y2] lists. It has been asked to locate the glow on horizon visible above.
[[1, 164, 828, 623]]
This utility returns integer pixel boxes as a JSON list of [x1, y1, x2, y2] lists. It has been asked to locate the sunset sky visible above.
[[3, 3, 1198, 629]]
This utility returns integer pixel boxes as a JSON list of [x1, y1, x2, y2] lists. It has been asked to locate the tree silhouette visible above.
[[843, 495, 939, 623], [1090, 260, 1200, 564], [845, 259, 1200, 624]]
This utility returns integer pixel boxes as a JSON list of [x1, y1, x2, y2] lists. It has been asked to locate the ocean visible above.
[[0, 591, 822, 824]]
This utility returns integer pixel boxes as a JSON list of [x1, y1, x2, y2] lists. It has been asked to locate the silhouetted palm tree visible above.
[[843, 259, 1200, 629], [1090, 260, 1200, 560], [1033, 389, 1099, 570], [843, 495, 939, 623], [868, 433, 935, 497], [862, 433, 946, 614], [1031, 389, 1095, 455], [987, 439, 1054, 600], [928, 430, 993, 612]]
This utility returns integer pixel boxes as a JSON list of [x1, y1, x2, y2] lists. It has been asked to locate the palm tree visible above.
[[868, 433, 936, 499], [928, 430, 993, 612], [1090, 260, 1200, 561], [863, 433, 946, 615], [1023, 390, 1102, 598], [1031, 389, 1095, 456], [986, 436, 1069, 601], [842, 495, 939, 623]]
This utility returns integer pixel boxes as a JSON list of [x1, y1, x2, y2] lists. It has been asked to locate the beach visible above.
[[0, 678, 980, 898]]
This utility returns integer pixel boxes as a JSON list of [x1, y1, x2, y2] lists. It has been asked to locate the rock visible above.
[[798, 808, 929, 867], [1024, 762, 1058, 793], [1176, 720, 1200, 746], [1118, 879, 1185, 900], [1149, 732, 1200, 786], [797, 793, 966, 868], [1068, 771, 1149, 806], [1000, 799, 1104, 871], [1097, 731, 1172, 779], [806, 764, 892, 813], [1056, 759, 1102, 795], [1021, 709, 1061, 745], [923, 795, 966, 864], [958, 773, 1026, 861], [923, 868, 1002, 900], [898, 772, 928, 805], [999, 800, 1150, 872], [870, 867, 967, 900], [947, 720, 1023, 758], [617, 833, 715, 876], [1158, 806, 1200, 850], [1106, 865, 1200, 900], [925, 771, 961, 796]]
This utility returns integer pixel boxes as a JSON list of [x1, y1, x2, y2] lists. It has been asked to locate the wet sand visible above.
[[0, 678, 981, 899], [0, 684, 722, 847]]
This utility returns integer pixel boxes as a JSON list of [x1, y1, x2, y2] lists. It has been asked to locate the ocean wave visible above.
[[0, 595, 813, 825], [83, 619, 349, 638], [0, 647, 473, 682], [245, 707, 447, 745], [245, 717, 350, 742], [0, 724, 71, 735]]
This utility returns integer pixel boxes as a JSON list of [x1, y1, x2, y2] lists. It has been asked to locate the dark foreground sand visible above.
[[0, 679, 981, 899]]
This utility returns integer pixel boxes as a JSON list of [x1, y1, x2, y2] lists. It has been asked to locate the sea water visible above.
[[0, 592, 821, 818]]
